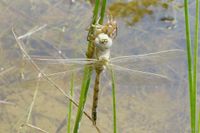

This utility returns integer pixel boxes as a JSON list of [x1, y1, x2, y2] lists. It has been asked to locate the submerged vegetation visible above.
[[108, 0, 180, 25]]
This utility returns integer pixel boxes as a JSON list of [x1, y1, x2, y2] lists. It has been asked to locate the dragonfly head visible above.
[[95, 33, 112, 50]]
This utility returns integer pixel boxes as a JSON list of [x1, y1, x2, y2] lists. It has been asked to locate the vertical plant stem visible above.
[[73, 66, 93, 133], [93, 0, 100, 24], [67, 73, 74, 133], [184, 0, 195, 132], [73, 0, 100, 131], [199, 109, 200, 133], [86, 0, 100, 58], [99, 0, 107, 25], [73, 0, 108, 132], [110, 68, 117, 133], [194, 0, 199, 132], [193, 0, 199, 87]]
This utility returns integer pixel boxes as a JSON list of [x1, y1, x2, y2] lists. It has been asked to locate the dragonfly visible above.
[[32, 44, 184, 125], [29, 25, 184, 126], [12, 18, 184, 127]]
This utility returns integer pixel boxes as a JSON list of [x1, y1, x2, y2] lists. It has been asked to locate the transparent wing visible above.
[[110, 49, 185, 79], [110, 64, 170, 80], [106, 49, 185, 87], [9, 29, 95, 92], [111, 49, 184, 63], [27, 56, 96, 78], [94, 57, 185, 132], [31, 57, 97, 65], [4, 30, 94, 123], [13, 56, 96, 89], [106, 64, 170, 88]]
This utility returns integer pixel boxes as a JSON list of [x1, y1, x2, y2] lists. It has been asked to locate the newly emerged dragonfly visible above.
[[30, 40, 184, 125], [12, 19, 184, 127], [31, 49, 183, 120]]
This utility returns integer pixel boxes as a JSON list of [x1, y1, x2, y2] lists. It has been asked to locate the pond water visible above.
[[0, 0, 199, 133]]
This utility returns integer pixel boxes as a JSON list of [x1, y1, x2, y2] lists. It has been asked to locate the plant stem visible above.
[[193, 0, 199, 115], [73, 67, 93, 133], [99, 0, 107, 25], [86, 0, 100, 58], [110, 68, 117, 133], [67, 73, 74, 133], [194, 0, 199, 132], [73, 1, 101, 131], [198, 109, 200, 133], [184, 0, 195, 132], [73, 0, 108, 132], [93, 0, 100, 24]]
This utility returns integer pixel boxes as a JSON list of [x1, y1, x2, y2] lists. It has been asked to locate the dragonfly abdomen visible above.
[[92, 70, 101, 125]]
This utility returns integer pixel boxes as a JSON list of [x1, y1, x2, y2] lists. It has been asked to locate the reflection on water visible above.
[[0, 0, 194, 133]]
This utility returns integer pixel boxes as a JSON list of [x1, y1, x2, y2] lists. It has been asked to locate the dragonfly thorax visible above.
[[94, 33, 112, 61], [94, 33, 112, 71], [94, 58, 108, 72]]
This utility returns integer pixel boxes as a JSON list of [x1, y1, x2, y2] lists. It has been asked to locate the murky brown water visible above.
[[0, 0, 198, 133]]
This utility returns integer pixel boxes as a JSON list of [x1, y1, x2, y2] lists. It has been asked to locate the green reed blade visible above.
[[92, 0, 100, 24], [73, 0, 108, 132], [193, 0, 199, 89], [99, 0, 107, 25], [192, 0, 200, 132], [198, 109, 200, 133], [73, 1, 101, 132], [110, 68, 117, 133], [86, 0, 100, 58], [89, 0, 100, 35], [194, 0, 199, 132], [184, 0, 199, 132], [184, 0, 195, 132], [67, 73, 74, 133], [73, 66, 93, 133]]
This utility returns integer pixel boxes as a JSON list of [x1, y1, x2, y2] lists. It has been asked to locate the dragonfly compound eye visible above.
[[100, 39, 108, 43]]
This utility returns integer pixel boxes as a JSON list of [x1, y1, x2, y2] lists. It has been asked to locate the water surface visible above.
[[0, 0, 197, 133]]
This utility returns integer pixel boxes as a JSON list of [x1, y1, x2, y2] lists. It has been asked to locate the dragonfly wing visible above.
[[110, 64, 170, 80], [110, 49, 185, 68], [110, 49, 185, 81], [107, 64, 171, 87], [101, 65, 186, 133], [31, 57, 96, 65], [2, 54, 93, 91], [23, 56, 95, 78]]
